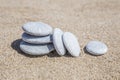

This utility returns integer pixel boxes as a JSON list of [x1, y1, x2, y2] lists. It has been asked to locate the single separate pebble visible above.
[[53, 28, 66, 56], [20, 41, 54, 55], [22, 22, 53, 36], [63, 32, 80, 57], [86, 41, 108, 55], [22, 33, 52, 44]]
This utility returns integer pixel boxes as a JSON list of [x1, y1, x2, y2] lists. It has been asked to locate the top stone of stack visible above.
[[22, 22, 53, 36]]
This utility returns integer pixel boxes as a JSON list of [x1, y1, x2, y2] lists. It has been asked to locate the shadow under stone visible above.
[[83, 47, 90, 55], [11, 39, 39, 58]]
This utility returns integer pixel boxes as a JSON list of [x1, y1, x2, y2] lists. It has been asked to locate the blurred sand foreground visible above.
[[0, 0, 120, 80]]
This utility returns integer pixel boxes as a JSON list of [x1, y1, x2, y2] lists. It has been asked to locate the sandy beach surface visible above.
[[0, 0, 120, 80]]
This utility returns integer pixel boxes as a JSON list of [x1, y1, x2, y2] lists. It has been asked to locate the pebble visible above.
[[86, 41, 108, 55], [22, 22, 53, 36], [22, 33, 52, 44], [63, 32, 80, 57], [20, 41, 54, 55], [53, 28, 66, 56]]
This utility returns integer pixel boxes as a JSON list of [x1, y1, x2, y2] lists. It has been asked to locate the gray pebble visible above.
[[86, 41, 108, 55], [22, 33, 52, 44], [53, 28, 66, 56], [22, 22, 53, 36], [20, 41, 54, 55], [63, 32, 80, 57]]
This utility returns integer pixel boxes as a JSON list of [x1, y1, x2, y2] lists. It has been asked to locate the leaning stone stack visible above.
[[20, 22, 81, 57]]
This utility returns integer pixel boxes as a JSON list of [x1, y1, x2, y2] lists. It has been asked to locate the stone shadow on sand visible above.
[[11, 39, 71, 58], [83, 47, 90, 55]]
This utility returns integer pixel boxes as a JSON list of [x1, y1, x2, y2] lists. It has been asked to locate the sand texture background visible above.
[[0, 0, 120, 80]]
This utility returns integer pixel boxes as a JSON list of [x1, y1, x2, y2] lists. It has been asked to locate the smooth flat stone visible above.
[[63, 32, 80, 57], [20, 41, 54, 55], [86, 41, 108, 55], [53, 28, 66, 56], [22, 33, 52, 44], [22, 22, 53, 36]]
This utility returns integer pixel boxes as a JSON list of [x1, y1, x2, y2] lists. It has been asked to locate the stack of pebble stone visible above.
[[20, 22, 108, 57], [20, 22, 80, 57]]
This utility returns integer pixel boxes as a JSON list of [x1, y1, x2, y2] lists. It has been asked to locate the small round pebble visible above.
[[22, 33, 52, 44], [53, 28, 66, 56], [63, 32, 80, 57], [22, 22, 53, 36], [86, 41, 108, 55], [20, 41, 54, 55]]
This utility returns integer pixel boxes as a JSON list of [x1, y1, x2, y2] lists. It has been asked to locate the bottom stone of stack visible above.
[[20, 41, 54, 55]]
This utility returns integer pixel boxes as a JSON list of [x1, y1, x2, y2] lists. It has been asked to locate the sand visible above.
[[0, 0, 120, 80]]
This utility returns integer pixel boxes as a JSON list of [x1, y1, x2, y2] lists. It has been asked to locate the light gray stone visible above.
[[53, 28, 66, 56], [22, 22, 53, 36], [22, 33, 52, 44], [20, 41, 54, 55], [86, 41, 108, 55], [63, 32, 80, 57]]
